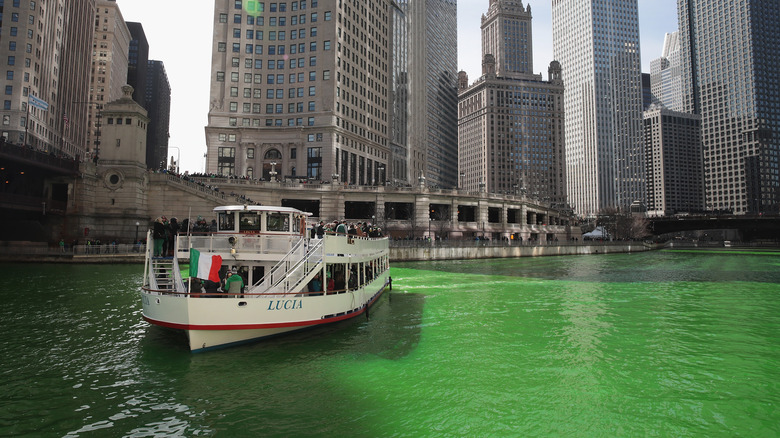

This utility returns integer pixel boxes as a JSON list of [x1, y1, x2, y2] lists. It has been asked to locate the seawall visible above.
[[390, 243, 650, 262]]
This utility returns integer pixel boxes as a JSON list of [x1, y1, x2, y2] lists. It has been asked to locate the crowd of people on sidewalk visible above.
[[309, 220, 384, 239]]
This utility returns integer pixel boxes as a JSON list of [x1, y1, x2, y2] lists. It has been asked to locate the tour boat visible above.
[[140, 205, 391, 352]]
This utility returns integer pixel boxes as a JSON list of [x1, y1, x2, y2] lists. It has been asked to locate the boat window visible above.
[[267, 212, 290, 232], [292, 215, 301, 233], [239, 212, 261, 231], [218, 212, 235, 231]]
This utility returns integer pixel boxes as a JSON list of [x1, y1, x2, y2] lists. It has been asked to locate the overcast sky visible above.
[[116, 0, 679, 173]]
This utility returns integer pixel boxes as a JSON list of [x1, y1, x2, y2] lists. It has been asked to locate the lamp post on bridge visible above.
[[168, 146, 181, 174]]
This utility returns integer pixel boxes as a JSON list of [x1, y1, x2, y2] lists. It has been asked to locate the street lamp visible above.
[[270, 161, 278, 182], [135, 221, 140, 243], [169, 146, 181, 174]]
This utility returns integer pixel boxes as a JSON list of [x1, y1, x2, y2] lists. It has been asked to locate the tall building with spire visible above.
[[678, 0, 780, 214], [551, 0, 644, 217], [458, 0, 566, 204]]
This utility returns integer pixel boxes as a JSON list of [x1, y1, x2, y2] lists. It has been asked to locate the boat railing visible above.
[[176, 233, 300, 257], [323, 234, 389, 259], [143, 230, 186, 295]]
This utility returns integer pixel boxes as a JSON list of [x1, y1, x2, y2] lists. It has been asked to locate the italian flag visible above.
[[190, 248, 222, 282]]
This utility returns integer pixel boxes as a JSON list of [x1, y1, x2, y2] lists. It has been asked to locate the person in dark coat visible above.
[[167, 218, 180, 256], [152, 217, 165, 256]]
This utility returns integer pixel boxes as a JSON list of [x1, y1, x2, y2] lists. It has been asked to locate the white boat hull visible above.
[[142, 273, 390, 352]]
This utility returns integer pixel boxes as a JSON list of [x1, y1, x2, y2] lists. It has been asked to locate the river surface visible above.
[[1, 250, 779, 437]]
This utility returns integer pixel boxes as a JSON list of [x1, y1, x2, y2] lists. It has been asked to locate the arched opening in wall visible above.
[[262, 149, 282, 180]]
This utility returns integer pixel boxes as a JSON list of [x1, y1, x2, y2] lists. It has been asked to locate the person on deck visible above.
[[223, 268, 244, 295], [152, 217, 166, 257]]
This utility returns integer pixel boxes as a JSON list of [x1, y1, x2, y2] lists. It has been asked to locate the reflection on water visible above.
[[0, 252, 779, 437]]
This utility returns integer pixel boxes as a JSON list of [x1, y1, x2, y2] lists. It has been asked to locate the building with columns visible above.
[[204, 0, 392, 187]]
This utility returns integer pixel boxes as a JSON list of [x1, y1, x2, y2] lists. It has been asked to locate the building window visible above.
[[247, 148, 255, 159], [219, 147, 236, 158]]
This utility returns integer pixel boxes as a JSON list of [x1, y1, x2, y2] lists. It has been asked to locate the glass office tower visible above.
[[678, 0, 780, 214], [552, 0, 644, 217]]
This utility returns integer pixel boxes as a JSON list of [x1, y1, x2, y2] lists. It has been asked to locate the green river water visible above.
[[1, 250, 779, 437]]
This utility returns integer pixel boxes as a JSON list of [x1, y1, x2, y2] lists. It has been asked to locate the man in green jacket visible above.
[[224, 268, 244, 295]]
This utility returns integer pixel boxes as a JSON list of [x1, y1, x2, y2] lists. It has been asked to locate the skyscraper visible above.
[[389, 2, 409, 185], [204, 0, 391, 187], [678, 0, 780, 214], [643, 105, 702, 216], [0, 0, 96, 158], [404, 0, 458, 188], [551, 0, 644, 217], [88, 0, 131, 158], [458, 0, 566, 204], [144, 61, 171, 171], [126, 22, 150, 109], [649, 31, 683, 112]]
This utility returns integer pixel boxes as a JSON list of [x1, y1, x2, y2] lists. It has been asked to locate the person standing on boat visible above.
[[152, 217, 166, 257], [336, 220, 347, 235], [224, 268, 244, 295]]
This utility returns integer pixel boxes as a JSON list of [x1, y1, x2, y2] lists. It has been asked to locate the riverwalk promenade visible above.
[[0, 239, 764, 264]]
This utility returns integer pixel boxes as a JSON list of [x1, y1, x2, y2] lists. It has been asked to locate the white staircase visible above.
[[253, 238, 324, 295]]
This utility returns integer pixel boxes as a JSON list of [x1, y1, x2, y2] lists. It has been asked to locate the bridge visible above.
[[0, 141, 79, 214], [649, 215, 780, 240]]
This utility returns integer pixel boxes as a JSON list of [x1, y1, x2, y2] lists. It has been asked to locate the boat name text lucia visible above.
[[267, 299, 303, 311]]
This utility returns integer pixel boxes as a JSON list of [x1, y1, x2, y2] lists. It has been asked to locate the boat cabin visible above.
[[213, 205, 311, 235]]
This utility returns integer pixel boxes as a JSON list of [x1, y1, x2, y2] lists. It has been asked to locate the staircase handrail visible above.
[[253, 238, 323, 294]]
